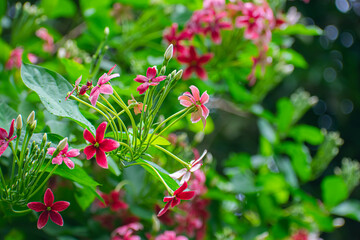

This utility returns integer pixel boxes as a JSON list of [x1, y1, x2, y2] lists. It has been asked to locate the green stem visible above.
[[27, 165, 59, 200], [153, 145, 190, 168], [11, 207, 32, 214]]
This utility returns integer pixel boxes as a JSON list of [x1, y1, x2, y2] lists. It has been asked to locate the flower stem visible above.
[[27, 164, 59, 200], [153, 145, 190, 168]]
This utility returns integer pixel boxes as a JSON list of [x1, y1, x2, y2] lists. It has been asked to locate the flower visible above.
[[0, 119, 16, 157], [83, 122, 120, 168], [47, 143, 80, 169], [36, 28, 54, 53], [201, 10, 232, 44], [163, 23, 192, 55], [79, 81, 93, 95], [178, 85, 209, 129], [157, 181, 195, 217], [98, 190, 128, 211], [27, 188, 70, 229], [155, 231, 188, 240], [5, 48, 23, 70], [65, 75, 82, 100], [111, 222, 143, 240], [169, 150, 207, 185], [177, 46, 213, 80], [89, 65, 119, 106], [134, 67, 167, 95], [128, 95, 146, 115]]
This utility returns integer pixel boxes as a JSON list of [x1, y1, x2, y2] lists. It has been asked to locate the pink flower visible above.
[[36, 28, 54, 53], [190, 170, 208, 196], [89, 65, 119, 106], [177, 46, 213, 80], [5, 48, 23, 70], [178, 85, 209, 129], [291, 230, 308, 240], [201, 10, 232, 44], [157, 182, 195, 217], [169, 150, 207, 185], [128, 95, 146, 115], [0, 119, 16, 157], [155, 231, 188, 240], [27, 188, 70, 229], [83, 122, 120, 169], [163, 23, 192, 55], [27, 53, 38, 64], [65, 75, 82, 101], [203, 0, 225, 10], [47, 143, 80, 169], [111, 222, 143, 240], [134, 67, 167, 95], [98, 190, 128, 212]]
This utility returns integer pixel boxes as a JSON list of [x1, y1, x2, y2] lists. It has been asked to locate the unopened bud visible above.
[[31, 120, 37, 130], [15, 114, 23, 130], [170, 70, 176, 79], [58, 137, 68, 151], [104, 27, 110, 36], [160, 66, 166, 75], [174, 69, 183, 81], [164, 44, 173, 62], [27, 111, 35, 125], [41, 133, 47, 149]]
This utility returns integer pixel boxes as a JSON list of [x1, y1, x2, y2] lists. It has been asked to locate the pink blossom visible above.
[[98, 190, 128, 212], [169, 150, 207, 185], [5, 48, 23, 70], [27, 188, 70, 229], [89, 65, 119, 106], [47, 143, 80, 169], [36, 28, 54, 53], [134, 67, 167, 95], [157, 182, 195, 217], [178, 85, 209, 129], [203, 0, 225, 10], [128, 95, 146, 115], [201, 9, 232, 44], [0, 119, 16, 157], [27, 53, 38, 64], [190, 170, 208, 196], [235, 2, 265, 40], [111, 222, 143, 240], [163, 23, 192, 55], [65, 75, 82, 101], [83, 122, 120, 169], [155, 231, 188, 240]]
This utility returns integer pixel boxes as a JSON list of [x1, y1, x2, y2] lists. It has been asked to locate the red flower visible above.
[[47, 143, 80, 169], [0, 119, 16, 157], [134, 67, 167, 95], [98, 190, 128, 211], [202, 10, 232, 44], [79, 81, 93, 95], [27, 188, 70, 229], [65, 76, 82, 101], [163, 23, 191, 55], [177, 46, 213, 80], [83, 122, 120, 169], [157, 182, 195, 217], [36, 28, 54, 53]]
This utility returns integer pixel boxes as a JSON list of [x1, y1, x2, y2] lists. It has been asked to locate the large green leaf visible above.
[[137, 159, 179, 192], [322, 175, 348, 208], [289, 125, 324, 145], [21, 63, 95, 133], [0, 100, 17, 127]]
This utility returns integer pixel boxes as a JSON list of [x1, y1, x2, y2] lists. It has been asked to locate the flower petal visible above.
[[169, 168, 187, 179], [0, 142, 9, 157], [50, 211, 64, 226], [27, 202, 46, 212], [189, 85, 200, 101], [178, 95, 193, 107], [174, 181, 188, 195], [198, 53, 214, 65], [66, 149, 80, 158], [152, 76, 167, 83], [52, 156, 63, 165], [63, 157, 75, 169], [37, 211, 49, 229], [44, 188, 54, 207], [0, 128, 7, 140], [191, 109, 202, 123], [180, 171, 191, 185], [99, 84, 113, 95], [171, 197, 181, 207], [146, 67, 157, 79], [51, 201, 70, 212], [201, 105, 209, 118], [157, 201, 171, 217], [83, 129, 96, 144], [96, 122, 107, 143], [8, 119, 15, 138], [96, 148, 108, 169], [195, 67, 208, 80], [99, 139, 119, 152], [84, 145, 96, 160], [107, 64, 117, 75], [182, 67, 194, 80], [176, 190, 195, 200], [134, 75, 148, 83], [136, 83, 149, 95], [200, 91, 209, 104]]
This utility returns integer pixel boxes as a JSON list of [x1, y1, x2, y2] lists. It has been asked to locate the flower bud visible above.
[[159, 66, 166, 75], [27, 111, 35, 125], [15, 114, 23, 130], [174, 69, 183, 81], [104, 27, 110, 36], [31, 120, 37, 130], [164, 44, 173, 62], [41, 133, 47, 149], [58, 137, 68, 151], [170, 70, 176, 79]]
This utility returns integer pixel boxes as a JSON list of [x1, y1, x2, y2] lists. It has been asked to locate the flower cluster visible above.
[[36, 28, 55, 53], [5, 47, 37, 70]]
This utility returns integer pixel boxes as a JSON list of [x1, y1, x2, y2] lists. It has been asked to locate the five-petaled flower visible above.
[[47, 143, 80, 169], [178, 85, 210, 129], [157, 182, 195, 217], [65, 75, 82, 101], [0, 119, 16, 157], [202, 10, 232, 44], [134, 67, 167, 95], [89, 65, 119, 106], [98, 190, 128, 212], [83, 122, 120, 169], [177, 46, 213, 80], [27, 188, 70, 229], [128, 95, 147, 115], [163, 23, 192, 55], [169, 150, 207, 185]]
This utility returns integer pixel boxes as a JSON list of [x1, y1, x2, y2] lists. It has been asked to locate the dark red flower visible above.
[[157, 182, 195, 217], [177, 46, 213, 80], [65, 76, 82, 101], [0, 119, 16, 157], [202, 10, 232, 44], [99, 190, 128, 212], [83, 122, 120, 169], [79, 81, 93, 95], [27, 188, 70, 229], [163, 23, 192, 55]]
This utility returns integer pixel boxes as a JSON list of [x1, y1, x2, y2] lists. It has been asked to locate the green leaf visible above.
[[322, 175, 348, 208], [142, 133, 170, 146], [137, 159, 179, 192], [276, 98, 294, 134], [276, 24, 323, 36], [21, 63, 95, 133], [60, 58, 89, 82], [40, 0, 76, 18], [108, 156, 121, 176], [331, 200, 360, 221], [74, 184, 96, 211], [42, 163, 100, 188], [280, 49, 308, 69], [289, 125, 324, 145], [258, 118, 277, 144], [0, 99, 17, 127]]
